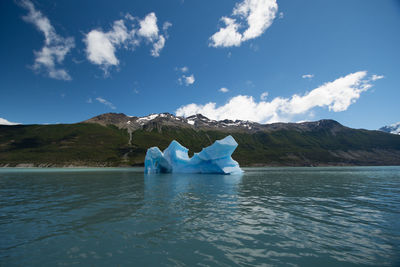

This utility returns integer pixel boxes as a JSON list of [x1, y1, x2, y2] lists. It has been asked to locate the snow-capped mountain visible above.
[[83, 112, 345, 133], [2, 112, 400, 167], [379, 122, 400, 135]]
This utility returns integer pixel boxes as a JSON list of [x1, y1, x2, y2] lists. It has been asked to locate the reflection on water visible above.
[[0, 167, 399, 266]]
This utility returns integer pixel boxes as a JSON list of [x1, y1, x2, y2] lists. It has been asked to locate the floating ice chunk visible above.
[[144, 135, 243, 174], [198, 135, 237, 160], [144, 146, 172, 174]]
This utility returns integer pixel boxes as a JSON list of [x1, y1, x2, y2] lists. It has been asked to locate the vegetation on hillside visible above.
[[1, 122, 400, 167]]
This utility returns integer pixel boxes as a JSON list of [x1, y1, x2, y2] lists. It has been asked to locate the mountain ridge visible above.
[[82, 112, 347, 133], [379, 122, 400, 135], [1, 112, 400, 167]]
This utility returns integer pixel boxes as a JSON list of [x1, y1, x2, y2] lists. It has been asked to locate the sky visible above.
[[0, 0, 399, 130]]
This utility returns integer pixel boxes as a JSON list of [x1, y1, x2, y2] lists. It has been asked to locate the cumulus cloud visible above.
[[219, 87, 229, 93], [0, 118, 20, 125], [210, 0, 278, 47], [85, 26, 123, 68], [302, 74, 314, 79], [85, 13, 170, 72], [210, 17, 243, 47], [177, 67, 195, 86], [96, 97, 116, 110], [138, 13, 159, 40], [176, 71, 377, 123], [19, 0, 75, 80]]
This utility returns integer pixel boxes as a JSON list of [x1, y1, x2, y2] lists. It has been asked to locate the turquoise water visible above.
[[1, 167, 399, 266]]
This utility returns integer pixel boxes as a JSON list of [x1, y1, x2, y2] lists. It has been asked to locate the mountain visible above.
[[1, 112, 400, 167], [379, 122, 400, 135]]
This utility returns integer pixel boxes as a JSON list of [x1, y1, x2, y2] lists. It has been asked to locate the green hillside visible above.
[[0, 124, 129, 166], [1, 121, 400, 167]]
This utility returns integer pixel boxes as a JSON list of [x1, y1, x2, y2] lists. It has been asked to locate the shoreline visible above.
[[1, 163, 399, 168]]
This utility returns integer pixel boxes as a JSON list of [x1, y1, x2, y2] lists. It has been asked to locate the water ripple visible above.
[[0, 167, 400, 266]]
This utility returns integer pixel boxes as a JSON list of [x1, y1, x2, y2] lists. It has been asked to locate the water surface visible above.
[[1, 167, 399, 266]]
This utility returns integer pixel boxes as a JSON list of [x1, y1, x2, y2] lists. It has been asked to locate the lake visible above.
[[1, 167, 399, 266]]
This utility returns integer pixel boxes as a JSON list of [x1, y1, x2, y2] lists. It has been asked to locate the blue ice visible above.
[[144, 135, 243, 174]]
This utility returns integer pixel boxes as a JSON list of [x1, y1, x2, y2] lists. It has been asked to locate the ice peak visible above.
[[144, 135, 242, 174]]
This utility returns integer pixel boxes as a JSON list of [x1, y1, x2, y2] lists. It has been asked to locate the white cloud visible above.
[[163, 21, 173, 31], [85, 29, 120, 68], [219, 87, 229, 93], [162, 21, 172, 38], [177, 67, 195, 86], [87, 98, 93, 103], [176, 71, 375, 123], [279, 12, 284, 19], [151, 35, 165, 57], [85, 12, 170, 72], [179, 74, 195, 86], [0, 118, 20, 125], [85, 19, 133, 71], [136, 13, 169, 58], [125, 13, 135, 21], [186, 75, 195, 85], [108, 20, 131, 44], [260, 91, 268, 100], [19, 0, 75, 80], [371, 74, 384, 81], [210, 17, 243, 47], [96, 97, 116, 110], [210, 0, 278, 47], [302, 74, 314, 79], [137, 12, 159, 41]]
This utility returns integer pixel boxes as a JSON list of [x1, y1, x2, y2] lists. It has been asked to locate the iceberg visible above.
[[144, 135, 243, 174]]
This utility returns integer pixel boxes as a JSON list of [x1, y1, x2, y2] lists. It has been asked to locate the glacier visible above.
[[144, 135, 243, 174]]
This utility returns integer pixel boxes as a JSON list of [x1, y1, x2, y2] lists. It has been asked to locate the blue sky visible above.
[[0, 0, 399, 129]]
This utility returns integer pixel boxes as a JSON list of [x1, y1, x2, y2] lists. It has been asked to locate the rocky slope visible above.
[[83, 112, 347, 134], [1, 113, 400, 167], [379, 122, 400, 135]]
